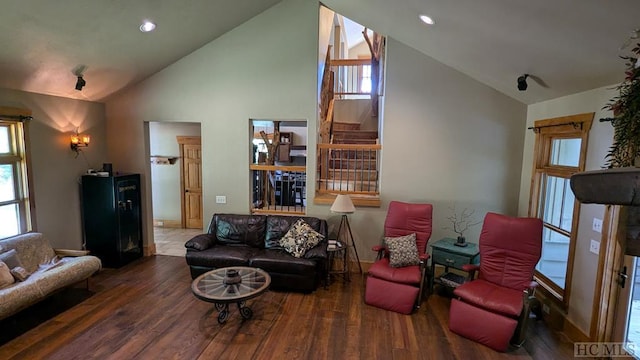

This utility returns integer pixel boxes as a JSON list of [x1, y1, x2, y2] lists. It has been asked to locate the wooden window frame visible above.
[[528, 113, 594, 308], [0, 107, 35, 238]]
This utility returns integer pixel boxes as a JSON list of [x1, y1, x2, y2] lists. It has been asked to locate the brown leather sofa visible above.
[[185, 214, 328, 292]]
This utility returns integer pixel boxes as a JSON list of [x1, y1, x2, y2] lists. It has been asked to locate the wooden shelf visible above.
[[150, 156, 179, 165]]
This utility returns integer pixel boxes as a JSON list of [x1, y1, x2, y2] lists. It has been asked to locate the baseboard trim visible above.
[[563, 318, 590, 342], [144, 243, 156, 256], [355, 260, 372, 273], [153, 219, 182, 228]]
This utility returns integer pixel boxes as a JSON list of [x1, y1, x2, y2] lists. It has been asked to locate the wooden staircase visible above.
[[316, 122, 380, 206], [315, 45, 382, 207]]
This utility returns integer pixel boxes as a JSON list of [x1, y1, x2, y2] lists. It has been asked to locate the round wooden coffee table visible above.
[[191, 266, 271, 324]]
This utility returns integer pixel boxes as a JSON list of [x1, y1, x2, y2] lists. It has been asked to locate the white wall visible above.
[[518, 85, 616, 335], [106, 0, 320, 245], [349, 41, 370, 59], [333, 99, 376, 130], [149, 122, 201, 222], [0, 88, 107, 249], [368, 38, 527, 248], [105, 0, 527, 262], [318, 6, 334, 97]]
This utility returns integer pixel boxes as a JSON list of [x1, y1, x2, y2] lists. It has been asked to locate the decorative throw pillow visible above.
[[0, 261, 15, 288], [279, 219, 325, 258], [0, 249, 24, 270], [385, 233, 420, 268], [10, 266, 30, 282]]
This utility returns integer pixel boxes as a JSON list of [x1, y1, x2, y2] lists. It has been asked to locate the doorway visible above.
[[614, 254, 640, 358], [148, 122, 202, 256], [177, 136, 202, 229]]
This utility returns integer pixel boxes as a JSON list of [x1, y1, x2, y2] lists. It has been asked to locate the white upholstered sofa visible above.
[[0, 232, 102, 320]]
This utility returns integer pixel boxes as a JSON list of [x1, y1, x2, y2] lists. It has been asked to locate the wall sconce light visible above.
[[70, 132, 90, 154]]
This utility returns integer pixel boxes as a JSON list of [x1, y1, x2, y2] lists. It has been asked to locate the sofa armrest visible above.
[[304, 238, 328, 260], [185, 234, 216, 251], [54, 249, 90, 257]]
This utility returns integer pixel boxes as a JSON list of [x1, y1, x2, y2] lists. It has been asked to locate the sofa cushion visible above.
[[0, 261, 14, 288], [31, 256, 101, 296], [304, 240, 328, 260], [185, 234, 216, 251], [249, 249, 317, 275], [185, 246, 258, 269], [453, 279, 523, 317], [265, 216, 323, 248], [0, 233, 57, 273], [279, 219, 324, 258], [0, 280, 42, 320], [10, 266, 30, 282], [368, 258, 422, 285], [0, 249, 24, 270], [213, 214, 266, 248]]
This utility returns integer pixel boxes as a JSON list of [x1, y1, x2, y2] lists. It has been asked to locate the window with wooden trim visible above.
[[0, 112, 33, 238], [529, 113, 593, 305]]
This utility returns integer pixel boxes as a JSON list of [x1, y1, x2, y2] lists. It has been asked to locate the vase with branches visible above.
[[443, 207, 482, 247]]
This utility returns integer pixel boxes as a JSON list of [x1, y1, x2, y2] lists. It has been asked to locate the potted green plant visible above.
[[604, 41, 640, 168], [570, 37, 640, 205]]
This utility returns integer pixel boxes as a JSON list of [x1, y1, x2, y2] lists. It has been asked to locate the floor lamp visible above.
[[330, 194, 362, 274]]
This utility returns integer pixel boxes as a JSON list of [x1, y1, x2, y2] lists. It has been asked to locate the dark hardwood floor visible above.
[[0, 256, 581, 359]]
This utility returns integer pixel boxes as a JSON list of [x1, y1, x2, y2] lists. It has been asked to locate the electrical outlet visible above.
[[590, 239, 600, 255], [216, 195, 226, 204], [592, 218, 603, 233], [542, 304, 550, 314]]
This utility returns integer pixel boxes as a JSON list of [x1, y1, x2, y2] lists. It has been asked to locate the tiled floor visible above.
[[153, 227, 202, 257]]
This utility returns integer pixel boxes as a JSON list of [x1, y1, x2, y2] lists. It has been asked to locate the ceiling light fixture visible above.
[[419, 14, 435, 25], [139, 21, 156, 33], [75, 76, 86, 91], [517, 74, 529, 91]]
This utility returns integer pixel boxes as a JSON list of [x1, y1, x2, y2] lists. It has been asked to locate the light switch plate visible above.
[[216, 195, 226, 204], [590, 239, 600, 255], [592, 218, 603, 233]]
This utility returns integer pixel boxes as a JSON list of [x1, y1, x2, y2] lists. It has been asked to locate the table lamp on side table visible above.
[[330, 194, 362, 274]]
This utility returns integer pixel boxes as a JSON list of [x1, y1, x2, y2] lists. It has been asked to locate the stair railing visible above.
[[250, 164, 306, 215], [330, 59, 372, 98], [316, 143, 381, 196]]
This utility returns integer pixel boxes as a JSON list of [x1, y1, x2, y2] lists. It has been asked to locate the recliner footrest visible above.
[[365, 276, 419, 315], [449, 299, 517, 352]]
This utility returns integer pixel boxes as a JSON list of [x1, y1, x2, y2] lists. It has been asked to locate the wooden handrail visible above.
[[252, 208, 304, 215], [316, 189, 379, 196], [249, 164, 306, 172], [330, 59, 371, 66], [318, 144, 381, 150], [334, 92, 370, 96]]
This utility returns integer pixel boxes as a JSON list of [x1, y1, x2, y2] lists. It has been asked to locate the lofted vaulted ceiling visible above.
[[0, 0, 281, 102], [1, 0, 639, 104]]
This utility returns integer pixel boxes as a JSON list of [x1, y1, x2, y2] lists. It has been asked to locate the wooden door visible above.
[[178, 136, 202, 229]]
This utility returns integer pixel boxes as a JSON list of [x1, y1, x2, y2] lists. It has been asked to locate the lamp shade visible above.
[[330, 194, 355, 214]]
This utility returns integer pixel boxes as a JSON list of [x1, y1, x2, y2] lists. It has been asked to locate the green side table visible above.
[[430, 238, 480, 292]]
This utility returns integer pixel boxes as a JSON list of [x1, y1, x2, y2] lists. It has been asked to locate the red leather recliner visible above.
[[448, 212, 542, 352], [364, 201, 433, 314]]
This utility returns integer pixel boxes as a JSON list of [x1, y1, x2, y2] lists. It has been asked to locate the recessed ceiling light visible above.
[[419, 14, 435, 25], [139, 21, 156, 33]]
